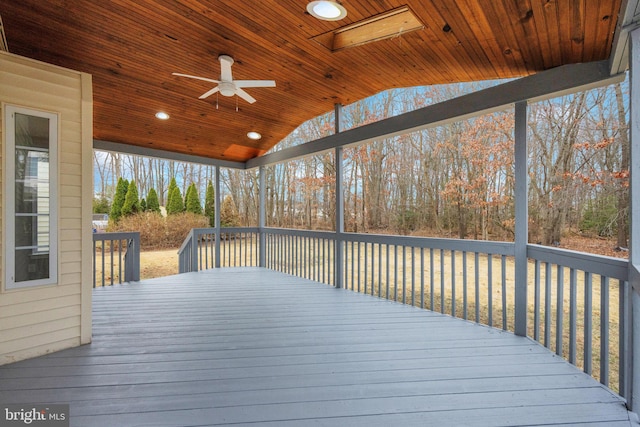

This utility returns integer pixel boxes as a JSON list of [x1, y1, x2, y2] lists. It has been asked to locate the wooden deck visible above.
[[0, 268, 634, 426]]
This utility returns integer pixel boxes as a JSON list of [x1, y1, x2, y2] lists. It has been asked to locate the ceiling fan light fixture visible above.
[[155, 111, 170, 120], [247, 131, 262, 140], [219, 81, 236, 97], [307, 1, 347, 21]]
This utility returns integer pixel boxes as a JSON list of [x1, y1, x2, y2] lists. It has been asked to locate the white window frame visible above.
[[4, 105, 59, 289]]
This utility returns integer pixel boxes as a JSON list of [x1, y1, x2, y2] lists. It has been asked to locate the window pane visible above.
[[15, 215, 36, 247], [15, 179, 37, 213], [10, 109, 54, 286], [15, 113, 50, 149], [14, 248, 50, 282]]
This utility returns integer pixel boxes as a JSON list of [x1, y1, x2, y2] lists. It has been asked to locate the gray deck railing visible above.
[[527, 244, 630, 399], [264, 228, 337, 286], [177, 226, 631, 400], [178, 227, 260, 273], [92, 232, 140, 287]]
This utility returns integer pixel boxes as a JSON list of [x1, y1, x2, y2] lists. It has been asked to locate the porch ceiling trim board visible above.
[[247, 60, 625, 169], [93, 139, 247, 170]]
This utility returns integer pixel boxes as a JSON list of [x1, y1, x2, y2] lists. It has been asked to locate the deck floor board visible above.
[[0, 267, 633, 426]]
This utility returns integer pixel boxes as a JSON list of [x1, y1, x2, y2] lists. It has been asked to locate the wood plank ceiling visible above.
[[0, 0, 623, 162]]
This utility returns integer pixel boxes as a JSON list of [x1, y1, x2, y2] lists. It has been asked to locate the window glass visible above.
[[5, 106, 57, 288]]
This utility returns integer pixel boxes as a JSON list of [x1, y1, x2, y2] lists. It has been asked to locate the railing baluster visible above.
[[112, 240, 117, 286], [451, 250, 456, 317], [569, 268, 577, 364], [474, 252, 479, 323], [488, 253, 493, 327], [93, 239, 97, 288], [584, 271, 592, 375], [378, 243, 382, 298], [101, 240, 106, 287], [411, 247, 415, 306], [600, 275, 609, 387], [501, 254, 507, 331], [620, 279, 631, 400], [402, 246, 406, 304], [357, 241, 362, 293], [394, 245, 399, 302], [429, 248, 436, 311], [386, 244, 390, 299], [326, 239, 332, 286], [544, 262, 551, 348], [440, 249, 445, 313], [534, 260, 541, 341], [364, 242, 368, 294], [462, 251, 467, 320], [420, 248, 425, 309], [430, 248, 435, 311], [556, 265, 564, 357]]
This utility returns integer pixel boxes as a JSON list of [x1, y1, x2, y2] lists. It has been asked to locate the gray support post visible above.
[[191, 229, 199, 272], [334, 104, 344, 288], [514, 101, 528, 337], [629, 26, 640, 413], [259, 165, 266, 267], [215, 165, 221, 268]]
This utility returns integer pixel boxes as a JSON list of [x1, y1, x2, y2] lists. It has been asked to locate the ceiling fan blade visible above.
[[235, 88, 256, 104], [219, 56, 233, 82], [199, 86, 220, 99], [234, 80, 276, 88], [172, 73, 220, 84]]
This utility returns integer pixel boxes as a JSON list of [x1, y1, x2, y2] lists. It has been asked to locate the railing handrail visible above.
[[527, 243, 628, 281], [263, 227, 335, 239], [343, 232, 515, 255], [93, 231, 140, 242]]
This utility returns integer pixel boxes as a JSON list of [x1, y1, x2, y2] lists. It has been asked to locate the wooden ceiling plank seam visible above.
[[557, 0, 578, 64], [455, 0, 511, 78], [571, 0, 587, 62], [499, 0, 546, 72], [583, 0, 602, 63], [591, 0, 622, 62], [428, 0, 496, 79], [478, 1, 529, 76], [530, 0, 562, 68], [527, 1, 555, 70], [407, 2, 476, 82]]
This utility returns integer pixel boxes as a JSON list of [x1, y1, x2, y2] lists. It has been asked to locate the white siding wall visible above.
[[0, 52, 93, 364]]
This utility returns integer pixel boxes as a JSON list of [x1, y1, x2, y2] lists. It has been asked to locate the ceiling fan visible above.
[[172, 55, 275, 104]]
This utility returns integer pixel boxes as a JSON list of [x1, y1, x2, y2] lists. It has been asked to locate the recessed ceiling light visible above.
[[247, 131, 262, 140], [307, 1, 347, 21], [155, 111, 170, 120]]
